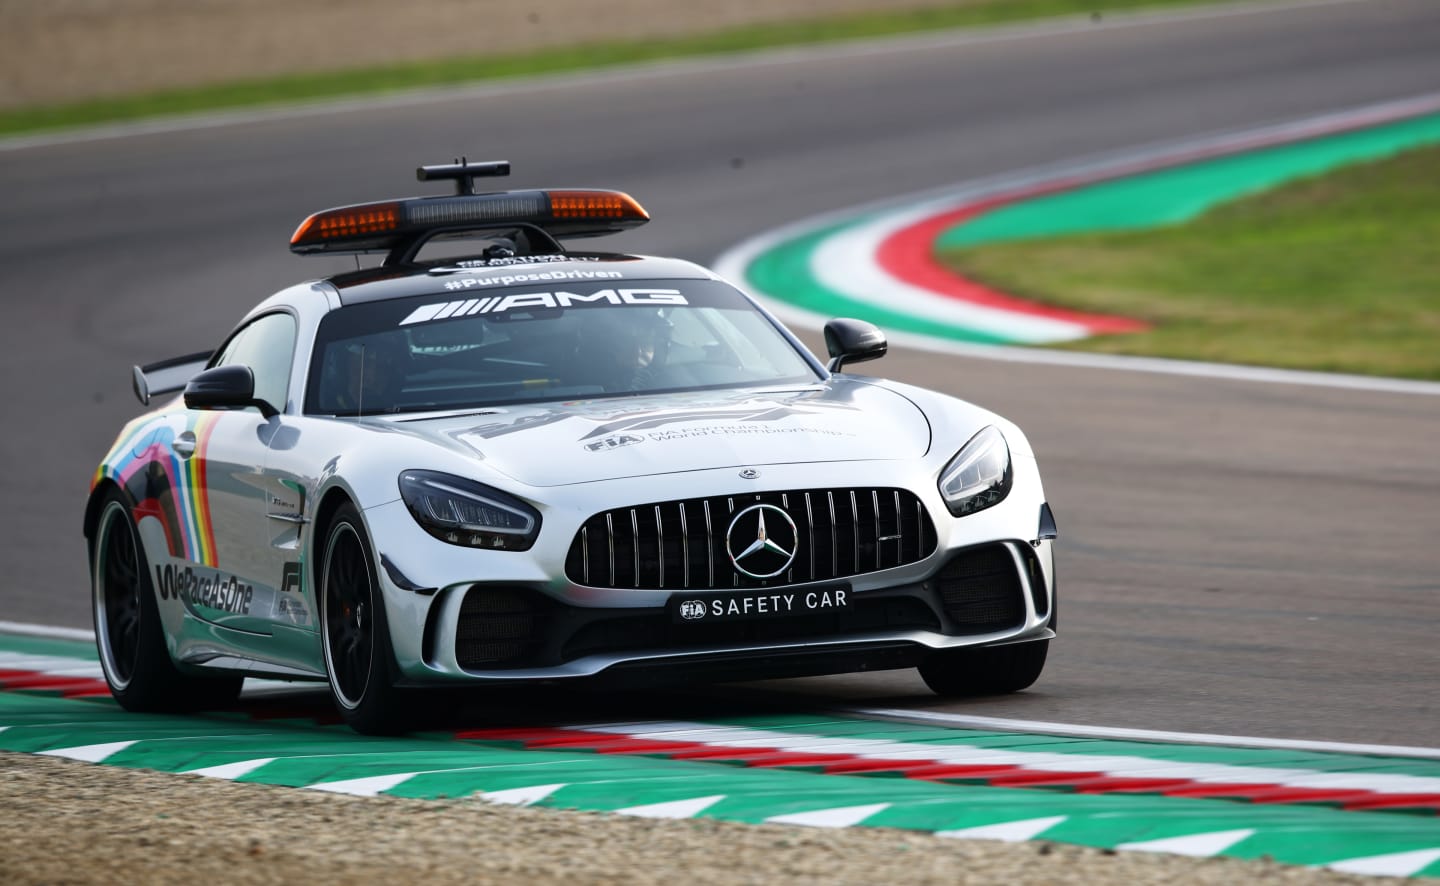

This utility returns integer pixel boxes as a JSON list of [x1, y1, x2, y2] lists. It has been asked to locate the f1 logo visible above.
[[281, 561, 303, 595]]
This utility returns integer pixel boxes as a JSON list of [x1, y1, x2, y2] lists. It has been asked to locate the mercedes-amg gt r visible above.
[[85, 160, 1058, 733]]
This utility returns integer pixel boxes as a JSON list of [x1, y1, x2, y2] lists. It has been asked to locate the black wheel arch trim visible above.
[[84, 478, 136, 545]]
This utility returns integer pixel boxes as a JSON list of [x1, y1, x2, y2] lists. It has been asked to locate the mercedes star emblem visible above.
[[726, 504, 798, 579]]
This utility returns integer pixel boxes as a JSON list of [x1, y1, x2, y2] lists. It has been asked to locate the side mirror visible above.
[[183, 365, 278, 419], [824, 318, 887, 373]]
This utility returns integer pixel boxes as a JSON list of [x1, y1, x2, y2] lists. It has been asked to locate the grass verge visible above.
[[3, 0, 1254, 137], [940, 144, 1440, 380]]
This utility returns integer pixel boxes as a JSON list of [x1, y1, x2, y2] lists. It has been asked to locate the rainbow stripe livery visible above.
[[93, 411, 222, 567]]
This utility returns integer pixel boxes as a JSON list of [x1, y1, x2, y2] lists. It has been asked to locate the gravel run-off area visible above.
[[0, 751, 1389, 885]]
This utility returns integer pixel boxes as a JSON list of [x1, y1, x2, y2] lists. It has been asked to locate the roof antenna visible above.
[[417, 157, 511, 195]]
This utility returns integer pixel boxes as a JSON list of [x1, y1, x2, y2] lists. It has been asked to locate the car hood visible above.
[[393, 380, 932, 487]]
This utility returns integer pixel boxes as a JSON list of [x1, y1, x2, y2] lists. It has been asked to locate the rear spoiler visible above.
[[132, 351, 212, 406]]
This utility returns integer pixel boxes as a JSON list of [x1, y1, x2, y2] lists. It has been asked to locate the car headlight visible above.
[[398, 470, 540, 550], [938, 426, 1012, 517]]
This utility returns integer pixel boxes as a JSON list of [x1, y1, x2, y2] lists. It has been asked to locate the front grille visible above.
[[565, 488, 937, 590], [455, 586, 542, 668], [936, 545, 1026, 633], [562, 595, 941, 661]]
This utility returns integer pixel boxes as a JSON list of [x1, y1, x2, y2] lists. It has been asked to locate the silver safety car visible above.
[[85, 160, 1058, 733]]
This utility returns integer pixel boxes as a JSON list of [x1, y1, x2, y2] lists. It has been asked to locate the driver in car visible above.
[[586, 310, 672, 392], [325, 335, 402, 413]]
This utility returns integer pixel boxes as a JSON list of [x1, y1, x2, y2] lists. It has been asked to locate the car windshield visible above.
[[305, 277, 821, 415]]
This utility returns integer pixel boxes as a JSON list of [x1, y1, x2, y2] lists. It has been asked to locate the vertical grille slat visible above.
[[605, 513, 616, 587], [679, 502, 690, 589], [849, 490, 860, 576], [781, 493, 793, 584], [887, 489, 898, 564], [727, 497, 738, 589], [872, 490, 882, 572], [568, 487, 937, 591], [827, 492, 838, 579], [655, 505, 665, 589], [804, 492, 815, 583], [630, 509, 640, 589], [704, 501, 714, 588]]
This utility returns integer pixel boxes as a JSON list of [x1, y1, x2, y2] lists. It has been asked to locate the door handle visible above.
[[171, 433, 196, 458]]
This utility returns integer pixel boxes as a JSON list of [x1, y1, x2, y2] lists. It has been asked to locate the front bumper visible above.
[[365, 457, 1056, 686]]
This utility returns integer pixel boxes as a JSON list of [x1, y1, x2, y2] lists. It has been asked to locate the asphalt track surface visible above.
[[2, 0, 1437, 746]]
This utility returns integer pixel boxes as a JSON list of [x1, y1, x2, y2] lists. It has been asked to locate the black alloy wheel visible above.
[[320, 502, 409, 734], [322, 518, 375, 709], [95, 498, 143, 690], [90, 491, 243, 711]]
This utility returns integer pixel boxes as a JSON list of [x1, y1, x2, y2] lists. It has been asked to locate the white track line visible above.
[[766, 802, 891, 828], [845, 707, 1440, 760], [938, 816, 1069, 842], [0, 620, 95, 642], [477, 783, 567, 806], [37, 740, 137, 763], [0, 0, 1372, 152], [868, 336, 1440, 396], [1325, 848, 1440, 878], [569, 720, 1440, 787], [617, 794, 726, 819], [1117, 829, 1257, 857]]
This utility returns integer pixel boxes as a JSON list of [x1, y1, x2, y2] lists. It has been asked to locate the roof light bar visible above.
[[549, 191, 637, 219], [291, 201, 402, 245], [290, 159, 650, 261]]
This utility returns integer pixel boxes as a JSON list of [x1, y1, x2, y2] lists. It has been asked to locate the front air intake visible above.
[[455, 587, 540, 668], [935, 545, 1026, 634]]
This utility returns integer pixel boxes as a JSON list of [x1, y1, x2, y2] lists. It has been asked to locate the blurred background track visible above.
[[1, 0, 1436, 743], [0, 0, 1024, 108]]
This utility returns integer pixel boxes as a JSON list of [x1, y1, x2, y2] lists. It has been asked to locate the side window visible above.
[[214, 313, 298, 412]]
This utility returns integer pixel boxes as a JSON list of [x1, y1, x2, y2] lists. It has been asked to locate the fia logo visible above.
[[585, 434, 643, 452], [678, 600, 707, 620]]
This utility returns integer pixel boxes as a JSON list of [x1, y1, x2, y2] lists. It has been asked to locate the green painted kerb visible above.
[[938, 112, 1440, 250], [704, 713, 1440, 780], [0, 633, 98, 660], [4, 630, 1440, 876], [744, 220, 1013, 344], [3, 691, 1440, 874]]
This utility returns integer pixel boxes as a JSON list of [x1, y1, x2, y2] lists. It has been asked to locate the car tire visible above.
[[320, 502, 412, 735], [918, 639, 1049, 697], [91, 490, 244, 711]]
